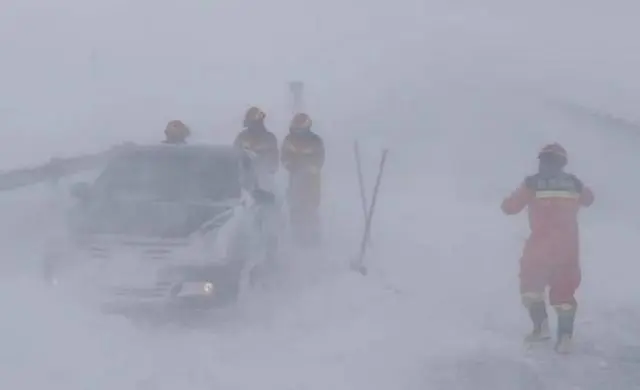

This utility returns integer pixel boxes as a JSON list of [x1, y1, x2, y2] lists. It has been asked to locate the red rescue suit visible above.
[[502, 172, 594, 307]]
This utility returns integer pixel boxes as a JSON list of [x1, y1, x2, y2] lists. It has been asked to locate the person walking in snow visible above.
[[501, 143, 594, 353]]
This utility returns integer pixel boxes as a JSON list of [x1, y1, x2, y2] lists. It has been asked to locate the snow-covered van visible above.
[[43, 143, 282, 317]]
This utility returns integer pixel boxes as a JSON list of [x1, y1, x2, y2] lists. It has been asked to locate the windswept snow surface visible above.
[[3, 1, 640, 389]]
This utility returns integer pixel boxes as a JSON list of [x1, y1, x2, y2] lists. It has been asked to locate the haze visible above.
[[1, 1, 639, 389]]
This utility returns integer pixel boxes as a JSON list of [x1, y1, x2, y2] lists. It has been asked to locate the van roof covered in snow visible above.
[[113, 143, 241, 159]]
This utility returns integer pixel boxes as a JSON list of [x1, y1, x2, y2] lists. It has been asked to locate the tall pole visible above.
[[288, 81, 305, 114]]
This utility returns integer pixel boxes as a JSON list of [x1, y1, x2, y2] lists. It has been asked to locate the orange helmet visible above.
[[538, 142, 567, 166], [164, 120, 190, 141], [243, 106, 266, 127], [290, 112, 312, 132]]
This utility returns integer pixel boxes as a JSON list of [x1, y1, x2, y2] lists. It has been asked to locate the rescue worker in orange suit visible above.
[[281, 113, 325, 246], [163, 120, 190, 144], [501, 143, 594, 354], [233, 107, 279, 175]]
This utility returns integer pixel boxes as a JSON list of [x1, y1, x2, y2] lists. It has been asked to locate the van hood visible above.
[[70, 198, 235, 238]]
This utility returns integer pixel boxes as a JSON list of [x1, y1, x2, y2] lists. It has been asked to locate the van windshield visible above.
[[93, 148, 242, 203]]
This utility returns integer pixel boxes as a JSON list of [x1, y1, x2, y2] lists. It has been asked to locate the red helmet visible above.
[[538, 143, 567, 166], [538, 143, 567, 159], [290, 112, 312, 132], [164, 120, 190, 140]]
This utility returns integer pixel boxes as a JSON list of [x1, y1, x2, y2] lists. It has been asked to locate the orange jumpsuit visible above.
[[233, 126, 279, 174], [281, 130, 325, 242], [501, 171, 594, 307]]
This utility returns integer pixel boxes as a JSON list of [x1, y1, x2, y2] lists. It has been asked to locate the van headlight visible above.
[[203, 282, 215, 294]]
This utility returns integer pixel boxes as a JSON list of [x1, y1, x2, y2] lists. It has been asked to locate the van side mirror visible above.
[[252, 188, 275, 205]]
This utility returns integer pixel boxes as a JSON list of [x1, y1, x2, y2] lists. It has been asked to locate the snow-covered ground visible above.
[[1, 90, 639, 389], [2, 1, 640, 389]]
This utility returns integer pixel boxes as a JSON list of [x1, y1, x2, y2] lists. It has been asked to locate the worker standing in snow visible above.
[[232, 107, 281, 281], [233, 107, 279, 197], [501, 143, 594, 354], [233, 107, 279, 174], [163, 120, 190, 144], [281, 113, 325, 246]]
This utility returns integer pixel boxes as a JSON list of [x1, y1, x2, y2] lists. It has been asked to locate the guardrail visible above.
[[0, 142, 135, 192], [543, 98, 640, 136]]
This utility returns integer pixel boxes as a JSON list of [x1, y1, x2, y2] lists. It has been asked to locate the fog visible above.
[[2, 1, 636, 158], [1, 1, 640, 389]]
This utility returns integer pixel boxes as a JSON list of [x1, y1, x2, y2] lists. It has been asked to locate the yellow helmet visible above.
[[290, 112, 312, 132], [243, 106, 266, 127]]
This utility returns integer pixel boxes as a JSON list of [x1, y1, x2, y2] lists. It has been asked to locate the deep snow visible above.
[[3, 1, 640, 389]]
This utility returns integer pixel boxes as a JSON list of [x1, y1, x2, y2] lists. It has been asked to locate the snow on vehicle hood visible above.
[[69, 197, 238, 239]]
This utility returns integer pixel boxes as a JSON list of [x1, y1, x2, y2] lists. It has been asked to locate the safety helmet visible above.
[[164, 120, 190, 141], [538, 143, 567, 166], [290, 112, 312, 132], [243, 106, 266, 127]]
